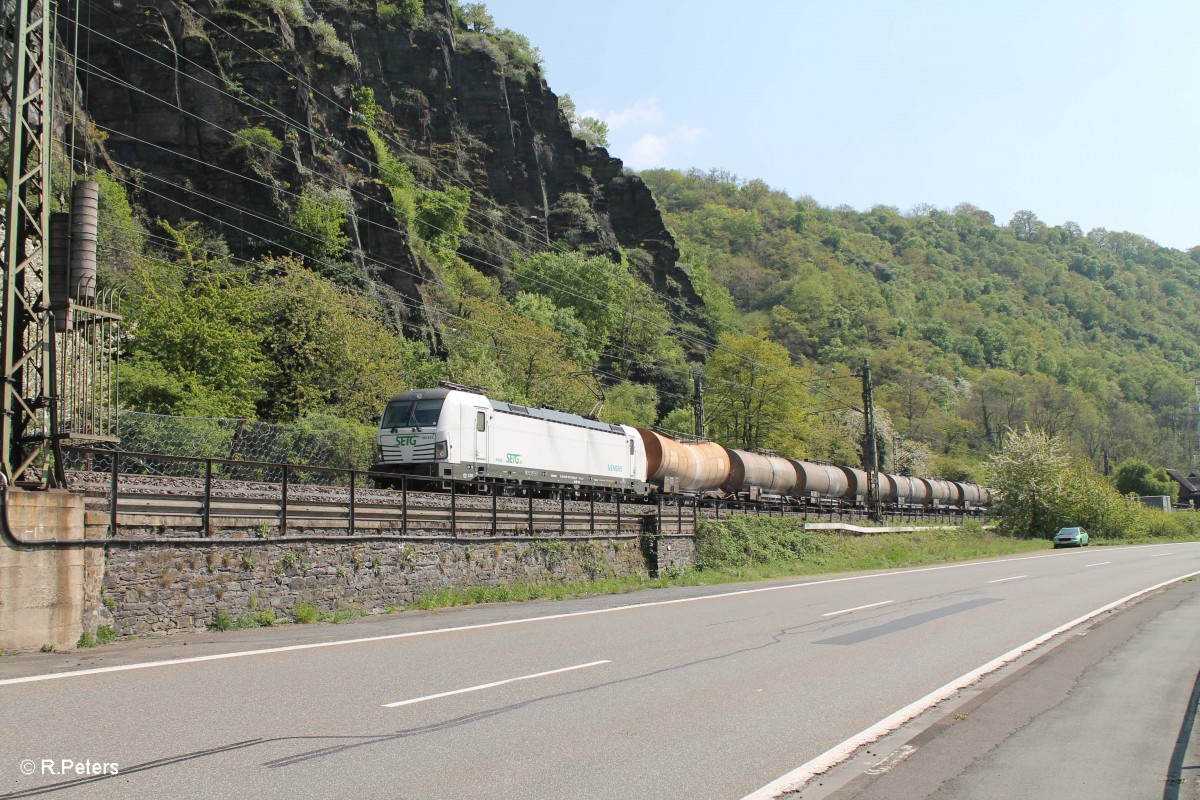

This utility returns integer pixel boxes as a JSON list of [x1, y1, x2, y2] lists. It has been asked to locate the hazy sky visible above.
[[484, 1, 1199, 251]]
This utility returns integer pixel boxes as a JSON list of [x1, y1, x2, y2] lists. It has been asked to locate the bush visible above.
[[293, 601, 323, 624], [379, 0, 423, 27], [96, 625, 118, 644], [230, 126, 283, 174], [210, 609, 235, 631]]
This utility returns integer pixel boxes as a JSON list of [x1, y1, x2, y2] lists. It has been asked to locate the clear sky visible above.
[[483, 1, 1199, 251]]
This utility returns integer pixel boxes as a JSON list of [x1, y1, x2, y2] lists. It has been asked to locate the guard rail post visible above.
[[280, 464, 289, 533], [349, 470, 356, 537], [109, 451, 119, 536], [203, 459, 213, 535]]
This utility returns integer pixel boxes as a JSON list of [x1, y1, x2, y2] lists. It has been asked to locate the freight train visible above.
[[373, 386, 990, 512]]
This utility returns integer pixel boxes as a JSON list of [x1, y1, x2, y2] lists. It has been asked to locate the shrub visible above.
[[230, 126, 283, 174], [210, 609, 235, 631], [293, 601, 323, 624], [96, 626, 118, 644], [379, 0, 423, 27]]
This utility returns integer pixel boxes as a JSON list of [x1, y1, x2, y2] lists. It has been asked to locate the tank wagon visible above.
[[374, 387, 991, 512]]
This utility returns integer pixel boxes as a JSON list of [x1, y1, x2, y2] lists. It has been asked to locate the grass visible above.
[[406, 521, 1050, 612]]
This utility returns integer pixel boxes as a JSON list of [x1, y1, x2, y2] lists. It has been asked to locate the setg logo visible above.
[[395, 435, 418, 446], [505, 453, 523, 464]]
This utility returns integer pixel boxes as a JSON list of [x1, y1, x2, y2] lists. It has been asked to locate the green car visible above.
[[1053, 527, 1089, 548]]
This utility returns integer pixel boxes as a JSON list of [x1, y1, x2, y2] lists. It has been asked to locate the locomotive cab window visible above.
[[476, 411, 486, 432], [382, 398, 444, 429]]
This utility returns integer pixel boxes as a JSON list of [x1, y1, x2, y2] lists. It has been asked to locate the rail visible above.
[[64, 446, 663, 541], [60, 447, 971, 543]]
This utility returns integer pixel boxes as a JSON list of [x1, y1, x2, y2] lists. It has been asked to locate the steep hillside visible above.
[[58, 0, 707, 427], [642, 168, 1200, 475]]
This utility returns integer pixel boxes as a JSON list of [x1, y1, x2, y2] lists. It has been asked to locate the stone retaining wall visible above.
[[100, 527, 677, 636]]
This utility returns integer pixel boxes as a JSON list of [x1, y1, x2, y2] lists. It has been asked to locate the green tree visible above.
[[291, 184, 351, 262], [703, 332, 808, 453], [513, 251, 635, 345], [459, 2, 494, 31], [572, 116, 609, 148], [121, 221, 267, 417], [256, 257, 437, 423], [599, 382, 658, 428], [1112, 458, 1178, 500]]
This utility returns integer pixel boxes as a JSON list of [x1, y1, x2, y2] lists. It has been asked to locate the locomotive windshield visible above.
[[382, 397, 444, 429]]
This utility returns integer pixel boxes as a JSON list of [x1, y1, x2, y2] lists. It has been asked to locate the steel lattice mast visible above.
[[1, 0, 53, 484]]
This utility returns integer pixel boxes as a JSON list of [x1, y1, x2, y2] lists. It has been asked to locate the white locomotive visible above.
[[374, 386, 650, 494]]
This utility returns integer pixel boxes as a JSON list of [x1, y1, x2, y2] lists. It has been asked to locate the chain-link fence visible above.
[[64, 411, 377, 480]]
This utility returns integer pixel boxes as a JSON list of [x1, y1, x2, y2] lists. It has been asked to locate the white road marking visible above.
[[822, 600, 894, 617], [1086, 562, 1113, 567], [383, 660, 610, 708], [1152, 553, 1174, 558], [1, 542, 1193, 688], [986, 575, 1027, 584], [738, 568, 1200, 800], [865, 744, 917, 775]]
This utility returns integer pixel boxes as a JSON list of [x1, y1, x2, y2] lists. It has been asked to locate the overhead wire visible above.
[[61, 5, 832, 409]]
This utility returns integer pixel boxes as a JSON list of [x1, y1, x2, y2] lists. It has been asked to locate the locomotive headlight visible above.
[[434, 440, 448, 459]]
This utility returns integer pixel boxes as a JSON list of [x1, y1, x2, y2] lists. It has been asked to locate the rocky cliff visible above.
[[63, 0, 702, 337]]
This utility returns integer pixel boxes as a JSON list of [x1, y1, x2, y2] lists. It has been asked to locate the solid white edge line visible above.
[[738, 568, 1200, 800], [821, 600, 894, 618], [1151, 553, 1175, 557], [383, 660, 610, 708], [1085, 562, 1113, 567], [1, 541, 1192, 688], [986, 575, 1027, 584]]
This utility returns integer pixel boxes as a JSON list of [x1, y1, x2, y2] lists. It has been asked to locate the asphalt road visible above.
[[2, 541, 1199, 800]]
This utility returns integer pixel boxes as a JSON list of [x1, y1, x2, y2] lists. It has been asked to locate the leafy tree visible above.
[[988, 427, 1138, 539], [256, 257, 437, 423], [988, 428, 1077, 538], [659, 406, 696, 437], [291, 184, 351, 263], [121, 221, 267, 417], [513, 251, 635, 345], [599, 382, 658, 428], [703, 332, 808, 453], [1112, 458, 1178, 500], [378, 0, 423, 27], [573, 116, 609, 148], [444, 296, 591, 411], [416, 186, 471, 256], [459, 2, 493, 31]]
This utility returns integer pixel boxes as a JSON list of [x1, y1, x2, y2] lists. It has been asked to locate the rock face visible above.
[[67, 0, 703, 330]]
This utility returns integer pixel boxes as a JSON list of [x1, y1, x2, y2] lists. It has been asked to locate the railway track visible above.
[[63, 467, 968, 540]]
